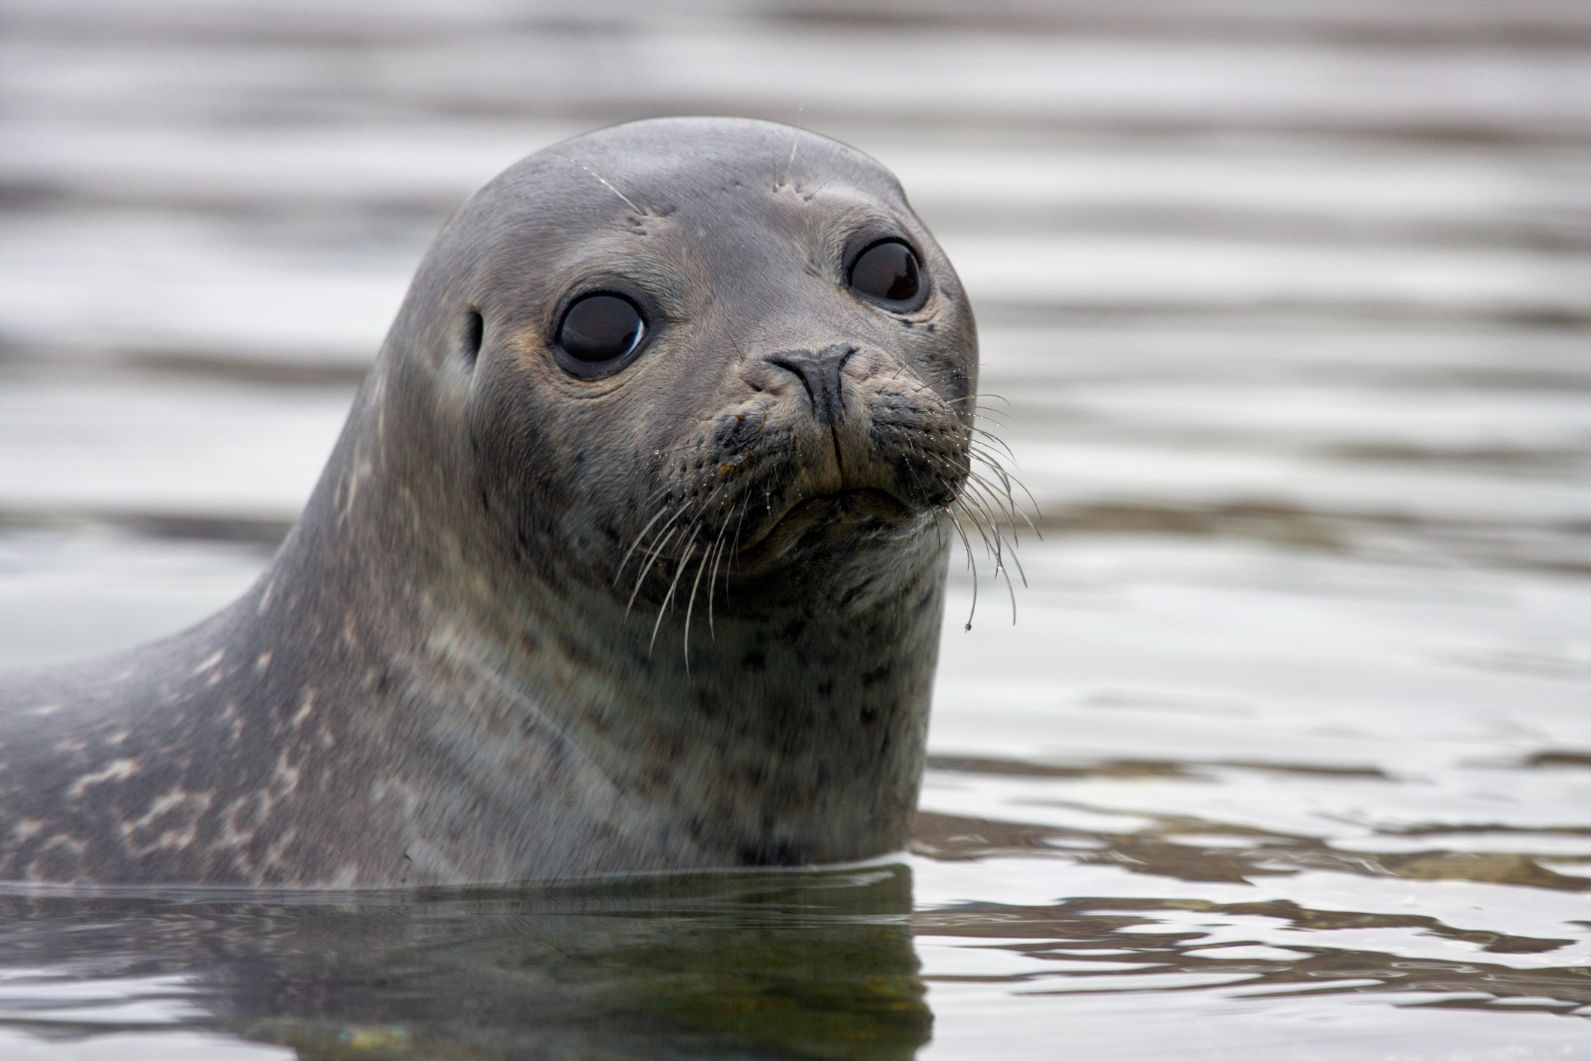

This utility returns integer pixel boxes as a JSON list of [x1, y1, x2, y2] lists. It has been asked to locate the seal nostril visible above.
[[463, 310, 484, 367], [767, 345, 857, 428]]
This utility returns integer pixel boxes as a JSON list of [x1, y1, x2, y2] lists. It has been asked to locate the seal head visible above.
[[0, 117, 984, 886]]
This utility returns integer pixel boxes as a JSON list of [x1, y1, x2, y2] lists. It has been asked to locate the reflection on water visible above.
[[2, 854, 1586, 1059], [1, 0, 1589, 1056], [0, 871, 929, 1061], [0, 868, 928, 1059]]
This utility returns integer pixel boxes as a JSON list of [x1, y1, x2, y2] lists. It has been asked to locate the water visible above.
[[1, 0, 1589, 1056]]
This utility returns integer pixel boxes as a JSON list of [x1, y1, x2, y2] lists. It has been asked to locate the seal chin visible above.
[[732, 487, 920, 566]]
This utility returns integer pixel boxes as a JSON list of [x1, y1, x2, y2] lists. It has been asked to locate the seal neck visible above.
[[256, 357, 952, 877], [526, 538, 952, 868]]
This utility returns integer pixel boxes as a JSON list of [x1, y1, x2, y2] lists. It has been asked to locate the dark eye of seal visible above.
[[555, 293, 647, 376], [848, 239, 927, 311]]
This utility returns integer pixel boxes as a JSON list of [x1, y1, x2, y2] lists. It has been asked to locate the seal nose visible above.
[[767, 344, 858, 427]]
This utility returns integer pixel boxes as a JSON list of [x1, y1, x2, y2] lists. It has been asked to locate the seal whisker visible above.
[[966, 445, 1022, 504], [953, 492, 1019, 624], [627, 522, 686, 616], [966, 467, 1017, 522], [705, 507, 736, 638], [966, 481, 1030, 590], [681, 535, 714, 668], [931, 505, 949, 551], [781, 126, 800, 187], [968, 449, 1042, 540], [968, 488, 1025, 608], [616, 503, 681, 584], [943, 509, 980, 630], [960, 474, 1015, 553], [963, 460, 1029, 547], [929, 448, 1026, 612], [650, 539, 699, 658], [725, 494, 753, 584], [973, 464, 1037, 544], [627, 481, 712, 572], [933, 389, 1009, 424], [898, 374, 962, 410], [953, 488, 1007, 582], [550, 151, 645, 215], [947, 448, 1027, 554], [670, 481, 730, 662], [969, 425, 1020, 464], [706, 537, 726, 638], [945, 392, 1013, 410]]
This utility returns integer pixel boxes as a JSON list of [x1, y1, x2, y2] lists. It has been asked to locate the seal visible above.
[[0, 117, 1009, 887]]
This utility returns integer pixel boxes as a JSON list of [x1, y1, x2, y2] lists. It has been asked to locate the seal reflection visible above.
[[0, 864, 930, 1059]]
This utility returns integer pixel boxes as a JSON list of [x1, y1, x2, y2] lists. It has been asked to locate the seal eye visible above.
[[849, 239, 926, 310], [556, 293, 647, 374]]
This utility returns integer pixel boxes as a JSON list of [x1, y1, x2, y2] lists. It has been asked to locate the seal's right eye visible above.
[[555, 293, 648, 377]]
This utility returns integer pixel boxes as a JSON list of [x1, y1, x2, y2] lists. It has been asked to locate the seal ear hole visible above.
[[463, 310, 484, 366]]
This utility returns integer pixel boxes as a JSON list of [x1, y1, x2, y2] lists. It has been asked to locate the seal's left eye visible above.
[[849, 239, 927, 311], [556, 293, 647, 375]]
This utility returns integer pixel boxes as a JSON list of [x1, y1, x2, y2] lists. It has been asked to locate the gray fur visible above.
[[0, 117, 980, 886]]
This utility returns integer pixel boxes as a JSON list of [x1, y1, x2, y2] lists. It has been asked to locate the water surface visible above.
[[1, 0, 1588, 1056]]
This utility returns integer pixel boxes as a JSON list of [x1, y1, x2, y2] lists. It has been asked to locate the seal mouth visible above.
[[732, 487, 916, 564]]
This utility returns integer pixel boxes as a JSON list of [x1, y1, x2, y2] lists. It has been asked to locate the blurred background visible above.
[[1, 1, 1589, 1057]]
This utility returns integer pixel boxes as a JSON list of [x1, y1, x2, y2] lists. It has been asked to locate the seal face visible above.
[[0, 117, 998, 887]]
